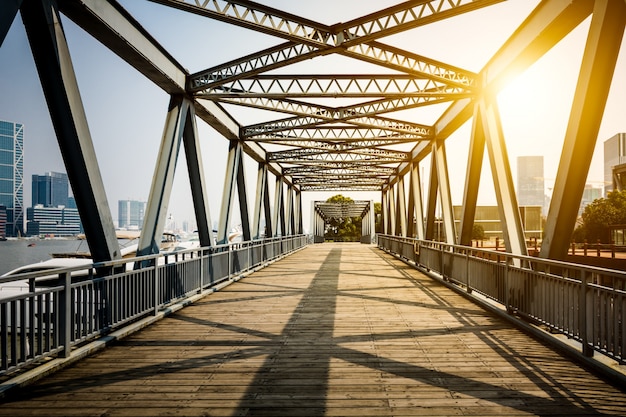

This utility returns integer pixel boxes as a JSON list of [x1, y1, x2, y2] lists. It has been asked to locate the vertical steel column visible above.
[[182, 103, 214, 248], [310, 201, 316, 241], [286, 185, 294, 236], [396, 174, 408, 237], [22, 0, 119, 262], [369, 200, 376, 242], [0, 0, 21, 45], [432, 140, 456, 245], [388, 185, 397, 236], [295, 189, 303, 235], [407, 162, 425, 239], [425, 151, 439, 241], [217, 141, 241, 245], [381, 188, 388, 235], [252, 163, 269, 240], [236, 151, 251, 241], [273, 176, 285, 237], [541, 0, 626, 259], [458, 102, 486, 246], [480, 97, 527, 256], [138, 96, 189, 256]]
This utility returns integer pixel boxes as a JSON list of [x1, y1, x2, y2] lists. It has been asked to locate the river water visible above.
[[0, 238, 89, 276]]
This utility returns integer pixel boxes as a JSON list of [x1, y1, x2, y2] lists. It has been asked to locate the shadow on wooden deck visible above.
[[1, 243, 625, 416]]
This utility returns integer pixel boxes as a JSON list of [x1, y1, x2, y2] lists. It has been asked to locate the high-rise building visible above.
[[32, 171, 69, 208], [0, 204, 6, 239], [517, 156, 545, 212], [604, 133, 626, 195], [26, 205, 81, 237], [118, 199, 146, 229], [0, 120, 24, 237]]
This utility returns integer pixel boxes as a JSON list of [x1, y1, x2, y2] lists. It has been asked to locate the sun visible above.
[[496, 69, 545, 121]]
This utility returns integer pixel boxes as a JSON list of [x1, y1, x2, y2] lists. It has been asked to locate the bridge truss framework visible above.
[[1, 0, 624, 261]]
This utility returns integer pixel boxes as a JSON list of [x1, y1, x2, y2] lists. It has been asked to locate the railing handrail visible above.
[[377, 233, 626, 369], [380, 234, 626, 278], [0, 234, 309, 378]]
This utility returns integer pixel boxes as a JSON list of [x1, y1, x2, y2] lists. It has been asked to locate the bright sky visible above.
[[0, 1, 624, 233]]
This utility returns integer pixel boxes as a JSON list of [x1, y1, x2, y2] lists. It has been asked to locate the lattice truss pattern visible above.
[[6, 0, 624, 258], [154, 0, 490, 191]]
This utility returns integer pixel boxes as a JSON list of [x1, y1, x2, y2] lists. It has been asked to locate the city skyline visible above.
[[0, 1, 625, 233]]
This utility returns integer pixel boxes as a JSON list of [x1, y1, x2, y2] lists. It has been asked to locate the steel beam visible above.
[[236, 150, 251, 241], [541, 0, 626, 259], [458, 101, 486, 246], [390, 0, 594, 187], [182, 100, 215, 248], [22, 0, 120, 262], [179, 0, 494, 90], [217, 141, 242, 245], [407, 162, 425, 239], [138, 96, 189, 256], [388, 185, 397, 236], [432, 140, 456, 245], [273, 176, 286, 237], [396, 174, 407, 237], [480, 97, 526, 256], [296, 190, 303, 235], [252, 163, 269, 240], [197, 74, 469, 99], [424, 153, 438, 241], [59, 0, 187, 94], [381, 189, 388, 235], [286, 185, 295, 236]]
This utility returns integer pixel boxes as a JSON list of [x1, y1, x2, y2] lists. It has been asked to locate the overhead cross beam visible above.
[[157, 0, 492, 90], [8, 0, 620, 260]]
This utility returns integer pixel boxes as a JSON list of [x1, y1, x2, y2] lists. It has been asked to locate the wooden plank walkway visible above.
[[1, 243, 625, 416]]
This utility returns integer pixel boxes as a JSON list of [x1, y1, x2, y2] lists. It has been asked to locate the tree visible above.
[[471, 224, 485, 241], [324, 195, 361, 241], [574, 190, 626, 243]]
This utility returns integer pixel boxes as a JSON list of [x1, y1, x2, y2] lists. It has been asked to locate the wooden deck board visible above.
[[1, 243, 625, 416]]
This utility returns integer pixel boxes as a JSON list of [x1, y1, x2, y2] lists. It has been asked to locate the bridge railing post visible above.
[[228, 244, 232, 280], [580, 270, 594, 357], [150, 262, 157, 316], [59, 271, 72, 358], [465, 249, 472, 294]]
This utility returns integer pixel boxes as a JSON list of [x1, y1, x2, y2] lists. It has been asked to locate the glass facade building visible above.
[[118, 199, 146, 229], [0, 204, 6, 239], [0, 120, 24, 237], [32, 171, 69, 208]]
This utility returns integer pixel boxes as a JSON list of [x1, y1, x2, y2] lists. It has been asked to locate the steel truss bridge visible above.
[[1, 0, 624, 261], [1, 0, 626, 407]]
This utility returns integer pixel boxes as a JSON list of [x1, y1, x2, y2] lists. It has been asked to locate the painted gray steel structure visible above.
[[1, 0, 624, 261]]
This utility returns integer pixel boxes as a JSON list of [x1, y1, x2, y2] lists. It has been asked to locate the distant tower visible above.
[[517, 156, 545, 212], [0, 120, 24, 237], [604, 133, 626, 195], [32, 171, 69, 207], [118, 199, 146, 229]]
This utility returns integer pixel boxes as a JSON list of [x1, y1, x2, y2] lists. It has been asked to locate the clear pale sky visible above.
[[0, 1, 624, 233]]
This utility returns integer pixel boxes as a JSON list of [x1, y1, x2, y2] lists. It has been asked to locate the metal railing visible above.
[[0, 235, 307, 376], [378, 234, 626, 365]]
